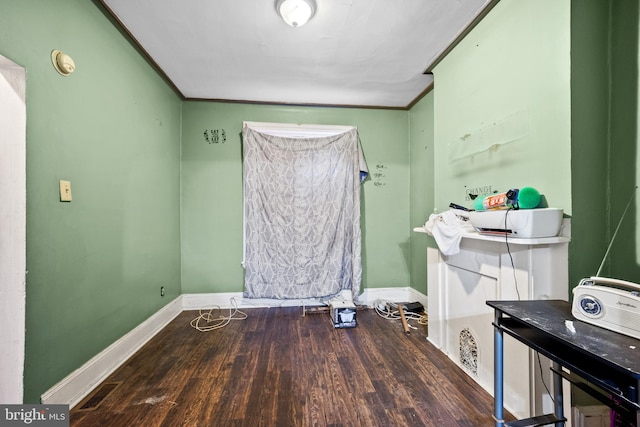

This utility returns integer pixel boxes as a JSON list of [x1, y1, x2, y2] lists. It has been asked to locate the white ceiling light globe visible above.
[[277, 0, 316, 28]]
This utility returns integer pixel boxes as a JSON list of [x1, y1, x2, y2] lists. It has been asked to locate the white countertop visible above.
[[413, 226, 570, 245]]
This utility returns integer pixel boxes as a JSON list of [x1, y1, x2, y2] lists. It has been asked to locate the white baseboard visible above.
[[182, 287, 427, 310], [360, 287, 428, 308], [41, 287, 427, 409], [41, 296, 183, 408]]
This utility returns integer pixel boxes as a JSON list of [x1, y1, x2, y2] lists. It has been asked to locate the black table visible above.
[[487, 299, 640, 427]]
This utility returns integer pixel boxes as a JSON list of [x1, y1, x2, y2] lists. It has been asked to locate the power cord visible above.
[[190, 297, 248, 332], [373, 299, 428, 330], [536, 352, 554, 405], [504, 208, 521, 300]]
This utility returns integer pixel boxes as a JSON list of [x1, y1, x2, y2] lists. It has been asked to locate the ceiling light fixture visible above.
[[276, 0, 316, 28]]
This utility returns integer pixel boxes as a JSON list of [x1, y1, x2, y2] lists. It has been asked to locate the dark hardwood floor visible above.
[[70, 306, 512, 426]]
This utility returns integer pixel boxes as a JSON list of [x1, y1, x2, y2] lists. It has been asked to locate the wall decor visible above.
[[203, 129, 226, 144], [372, 163, 387, 187]]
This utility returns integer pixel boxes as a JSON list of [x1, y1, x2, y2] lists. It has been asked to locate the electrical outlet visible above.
[[160, 286, 165, 297]]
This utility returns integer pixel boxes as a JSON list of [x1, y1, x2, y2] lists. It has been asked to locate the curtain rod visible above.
[[243, 121, 355, 138]]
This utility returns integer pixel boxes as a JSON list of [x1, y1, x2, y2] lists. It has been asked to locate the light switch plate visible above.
[[59, 180, 72, 202]]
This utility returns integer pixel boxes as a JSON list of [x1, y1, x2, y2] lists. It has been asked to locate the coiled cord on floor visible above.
[[190, 297, 248, 332], [373, 299, 428, 330]]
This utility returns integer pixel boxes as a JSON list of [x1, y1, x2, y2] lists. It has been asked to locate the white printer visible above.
[[468, 208, 563, 238]]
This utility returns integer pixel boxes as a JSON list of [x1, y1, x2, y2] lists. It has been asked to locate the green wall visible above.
[[570, 2, 640, 406], [429, 0, 640, 291], [408, 93, 435, 296], [432, 0, 571, 218], [571, 0, 640, 286], [609, 0, 639, 283], [0, 0, 183, 402], [570, 0, 611, 286], [180, 102, 412, 293]]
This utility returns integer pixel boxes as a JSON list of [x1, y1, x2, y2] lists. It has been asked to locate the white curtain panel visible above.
[[242, 122, 368, 299]]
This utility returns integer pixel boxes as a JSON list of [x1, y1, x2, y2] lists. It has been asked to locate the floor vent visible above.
[[75, 382, 121, 412]]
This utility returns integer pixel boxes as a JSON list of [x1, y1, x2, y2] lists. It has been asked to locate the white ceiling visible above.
[[100, 0, 497, 109]]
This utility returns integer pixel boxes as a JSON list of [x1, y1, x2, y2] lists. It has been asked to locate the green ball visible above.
[[518, 187, 541, 209], [473, 196, 486, 211]]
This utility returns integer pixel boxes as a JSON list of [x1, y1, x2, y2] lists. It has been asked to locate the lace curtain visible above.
[[242, 122, 368, 299]]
